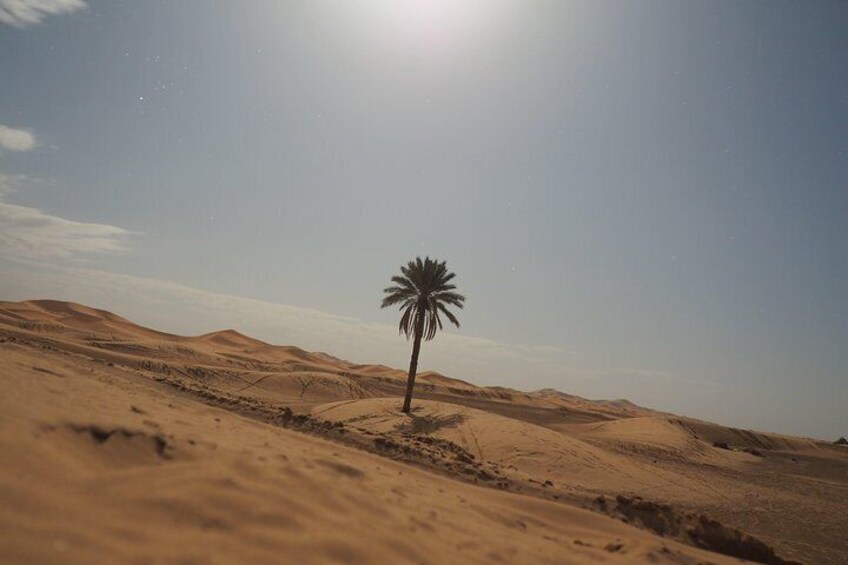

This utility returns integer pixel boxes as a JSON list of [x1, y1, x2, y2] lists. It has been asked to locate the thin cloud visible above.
[[0, 0, 85, 27], [0, 124, 36, 151], [0, 175, 131, 258], [0, 202, 130, 258]]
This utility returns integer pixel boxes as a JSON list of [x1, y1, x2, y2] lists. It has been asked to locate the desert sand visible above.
[[1, 300, 845, 564]]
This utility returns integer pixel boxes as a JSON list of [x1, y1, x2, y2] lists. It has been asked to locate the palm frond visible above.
[[436, 302, 460, 328], [380, 256, 464, 341], [432, 291, 465, 306]]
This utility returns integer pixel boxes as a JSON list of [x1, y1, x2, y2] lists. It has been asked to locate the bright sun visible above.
[[331, 0, 509, 59], [380, 0, 485, 52], [391, 0, 466, 34]]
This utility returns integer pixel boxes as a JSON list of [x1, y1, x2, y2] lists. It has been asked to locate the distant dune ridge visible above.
[[0, 299, 846, 564], [0, 299, 665, 417]]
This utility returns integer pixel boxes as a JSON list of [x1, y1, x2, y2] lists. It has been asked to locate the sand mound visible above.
[[559, 417, 755, 466], [674, 418, 819, 453], [312, 398, 712, 497], [416, 371, 478, 390], [345, 363, 408, 380], [560, 416, 820, 466], [194, 329, 269, 349], [530, 389, 660, 419]]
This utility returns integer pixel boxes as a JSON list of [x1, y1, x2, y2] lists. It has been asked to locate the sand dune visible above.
[[1, 299, 845, 564], [313, 398, 700, 498], [310, 399, 812, 514], [0, 299, 173, 341], [2, 330, 737, 564], [195, 328, 271, 349], [559, 417, 751, 465]]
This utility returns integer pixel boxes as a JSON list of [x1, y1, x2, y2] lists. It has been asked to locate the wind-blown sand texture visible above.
[[1, 300, 845, 564]]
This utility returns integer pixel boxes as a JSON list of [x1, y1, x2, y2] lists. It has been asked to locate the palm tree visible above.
[[381, 257, 465, 413]]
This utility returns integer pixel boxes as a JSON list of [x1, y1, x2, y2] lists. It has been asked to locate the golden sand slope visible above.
[[0, 343, 737, 564], [1, 299, 845, 564], [311, 397, 833, 522], [313, 398, 706, 498]]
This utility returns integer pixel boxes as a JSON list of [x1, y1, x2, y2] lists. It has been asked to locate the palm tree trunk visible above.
[[402, 313, 425, 413]]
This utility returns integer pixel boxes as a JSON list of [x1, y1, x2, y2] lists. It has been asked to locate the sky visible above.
[[0, 0, 845, 439]]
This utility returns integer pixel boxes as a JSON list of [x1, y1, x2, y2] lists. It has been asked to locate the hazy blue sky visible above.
[[1, 1, 845, 439]]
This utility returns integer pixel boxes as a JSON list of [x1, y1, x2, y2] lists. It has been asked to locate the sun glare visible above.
[[375, 0, 491, 54], [391, 0, 466, 36]]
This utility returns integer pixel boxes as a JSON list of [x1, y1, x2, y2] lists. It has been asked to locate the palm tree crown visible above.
[[381, 257, 465, 341]]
